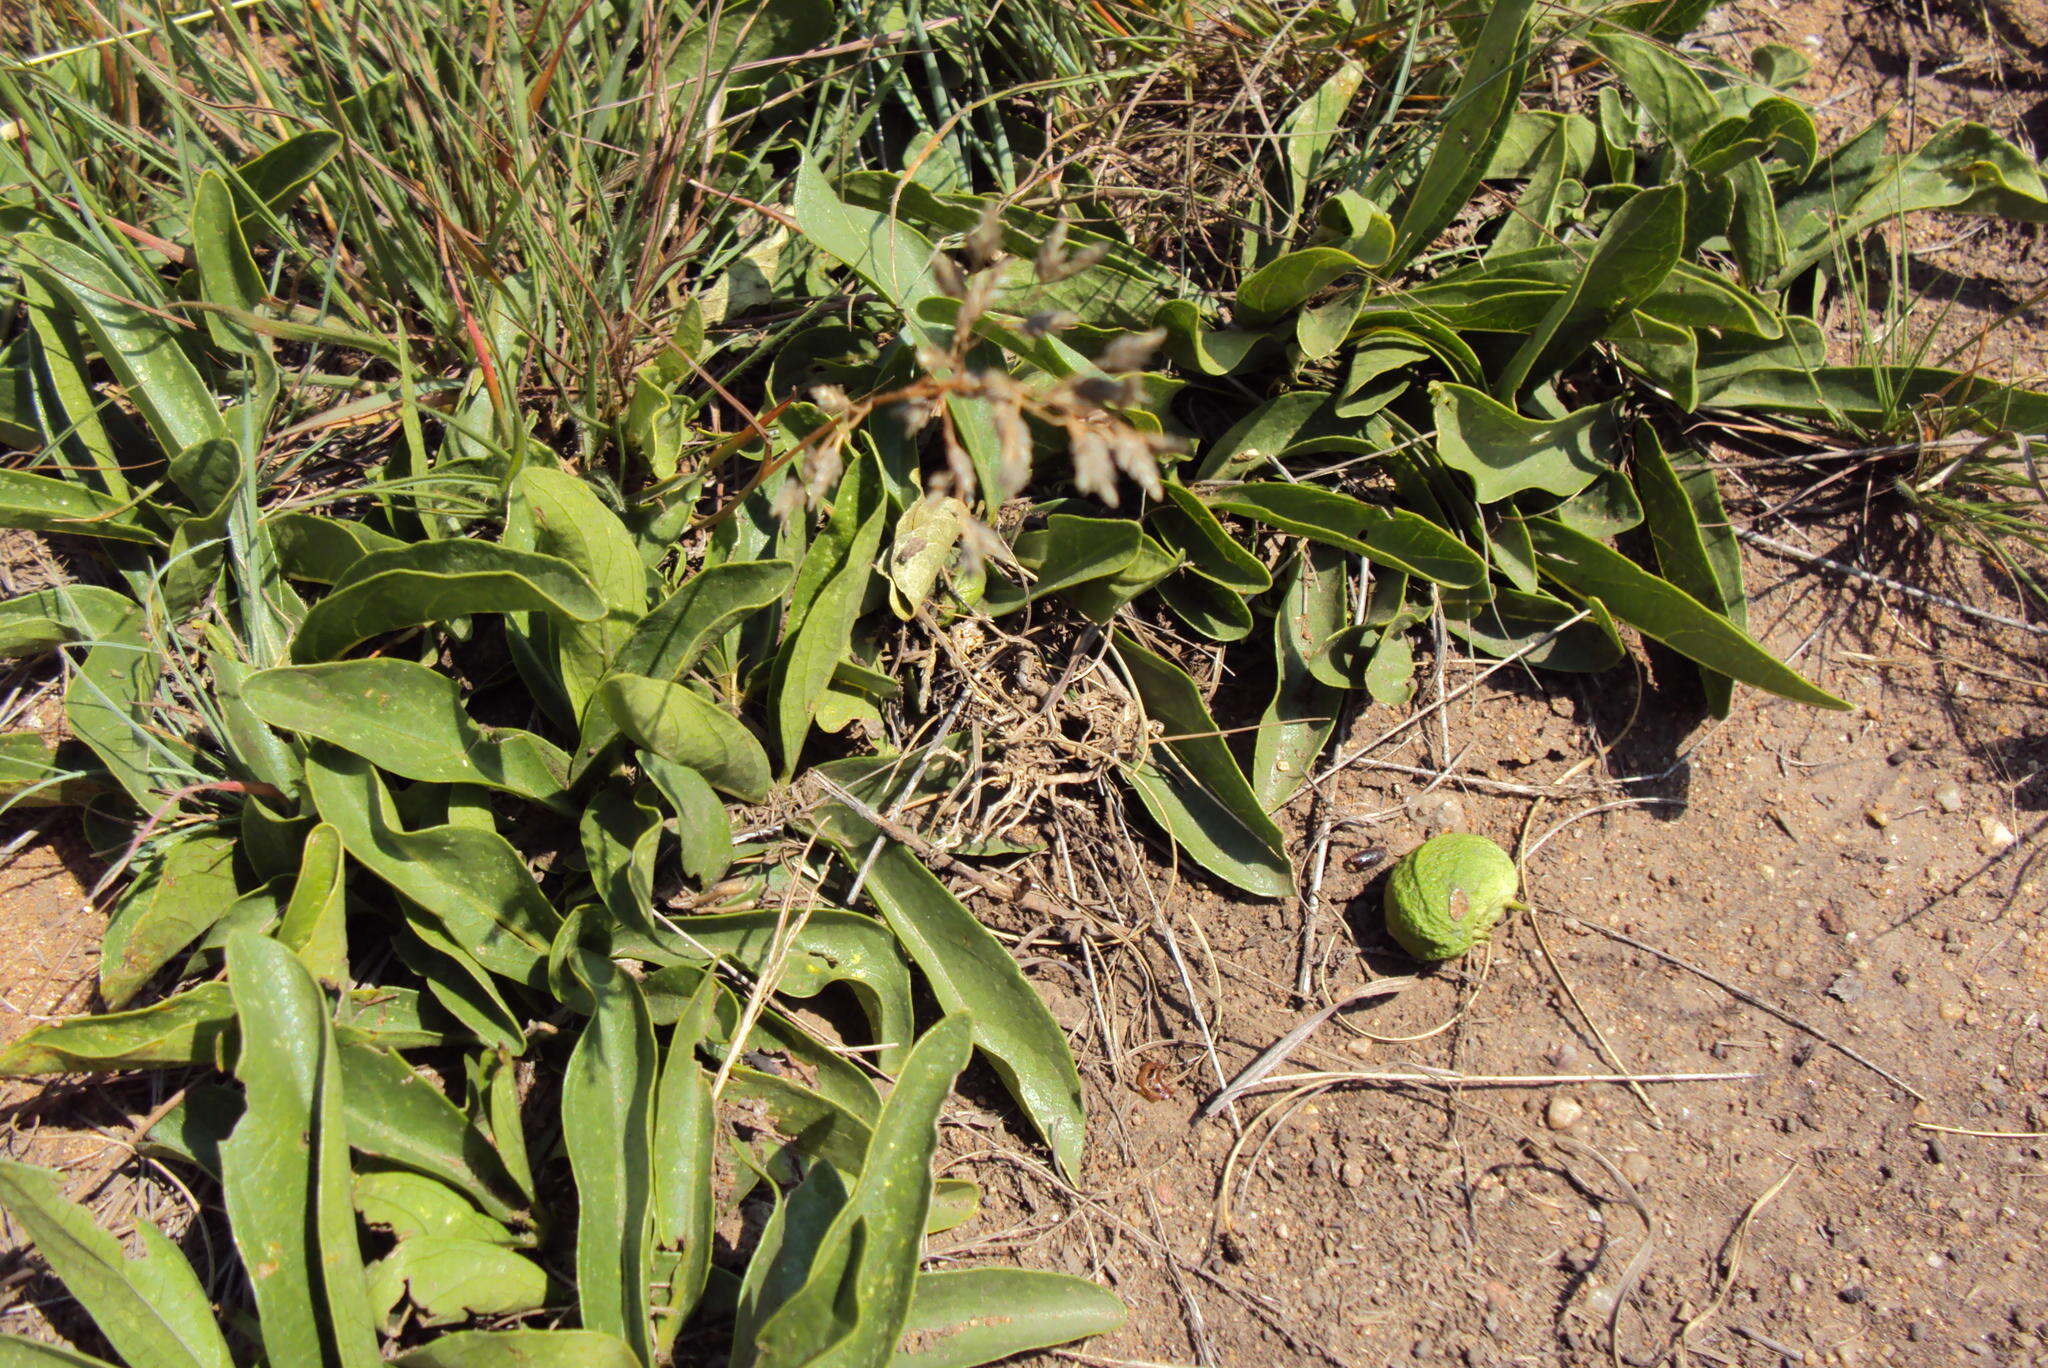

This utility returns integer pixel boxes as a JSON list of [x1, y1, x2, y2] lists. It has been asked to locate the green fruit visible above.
[[1383, 833, 1520, 961]]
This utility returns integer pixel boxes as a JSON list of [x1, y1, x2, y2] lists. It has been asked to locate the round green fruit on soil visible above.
[[1383, 833, 1520, 961]]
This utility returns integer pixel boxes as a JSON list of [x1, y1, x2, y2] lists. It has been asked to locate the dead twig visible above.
[[1198, 976, 1417, 1119], [1554, 912, 1927, 1102]]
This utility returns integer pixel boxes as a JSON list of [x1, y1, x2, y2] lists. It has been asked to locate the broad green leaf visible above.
[[1388, 0, 1538, 265], [1155, 569, 1255, 642], [220, 933, 381, 1368], [770, 503, 885, 776], [892, 1269, 1128, 1368], [1634, 432, 1745, 716], [1432, 384, 1623, 505], [641, 755, 733, 887], [652, 978, 719, 1341], [355, 1171, 521, 1246], [1702, 365, 2048, 432], [0, 1161, 232, 1368], [1280, 61, 1367, 223], [808, 799, 1084, 1176], [656, 910, 913, 1072], [1113, 631, 1293, 898], [1253, 548, 1345, 811], [267, 513, 407, 584], [1777, 120, 2048, 282], [595, 673, 772, 801], [793, 155, 944, 346], [368, 1237, 548, 1328], [291, 542, 604, 662], [50, 631, 168, 808], [191, 169, 275, 382], [277, 823, 349, 985], [1446, 584, 1621, 670], [0, 585, 133, 657], [510, 467, 647, 711], [580, 784, 666, 957], [231, 129, 343, 224], [306, 746, 560, 988], [1235, 247, 1371, 325], [1524, 518, 1848, 708], [17, 235, 226, 482], [563, 958, 657, 1366], [725, 1067, 876, 1175], [1205, 484, 1488, 588], [1062, 526, 1181, 623], [733, 1163, 847, 1366], [245, 660, 570, 806], [395, 919, 528, 1057], [613, 559, 795, 681], [339, 1044, 528, 1222], [984, 515, 1144, 613], [753, 1015, 973, 1368], [17, 269, 129, 498], [98, 832, 239, 1008], [0, 984, 235, 1076], [0, 471, 157, 545], [1588, 27, 1719, 148], [1191, 391, 1331, 481], [1151, 483, 1269, 592], [392, 1330, 643, 1368], [1496, 184, 1685, 398]]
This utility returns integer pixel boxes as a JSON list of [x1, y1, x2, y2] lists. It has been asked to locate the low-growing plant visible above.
[[1, 0, 2045, 1362]]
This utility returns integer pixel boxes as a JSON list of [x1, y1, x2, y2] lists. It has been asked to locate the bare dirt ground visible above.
[[2, 4, 2045, 1366]]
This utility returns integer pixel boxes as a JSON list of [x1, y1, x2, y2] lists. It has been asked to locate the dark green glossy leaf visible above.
[[1525, 518, 1848, 707], [1433, 383, 1623, 505], [1388, 0, 1538, 265], [306, 747, 560, 989], [1634, 432, 1745, 715], [1253, 549, 1344, 811], [1497, 184, 1685, 398], [291, 542, 604, 662], [277, 823, 349, 985], [245, 660, 569, 807], [338, 1044, 528, 1222], [753, 1016, 973, 1368], [595, 673, 772, 801], [1113, 631, 1293, 897], [808, 793, 1085, 1175], [1205, 484, 1488, 588], [614, 559, 795, 681]]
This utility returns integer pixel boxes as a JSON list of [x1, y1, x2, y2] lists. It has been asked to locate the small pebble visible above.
[[1619, 1153, 1652, 1186], [1980, 817, 2017, 851], [1341, 1160, 1366, 1189], [1545, 1096, 1584, 1130], [1933, 779, 1964, 813]]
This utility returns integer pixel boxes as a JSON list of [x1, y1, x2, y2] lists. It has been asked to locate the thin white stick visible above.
[[1242, 1068, 1753, 1092], [1739, 527, 2048, 637]]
